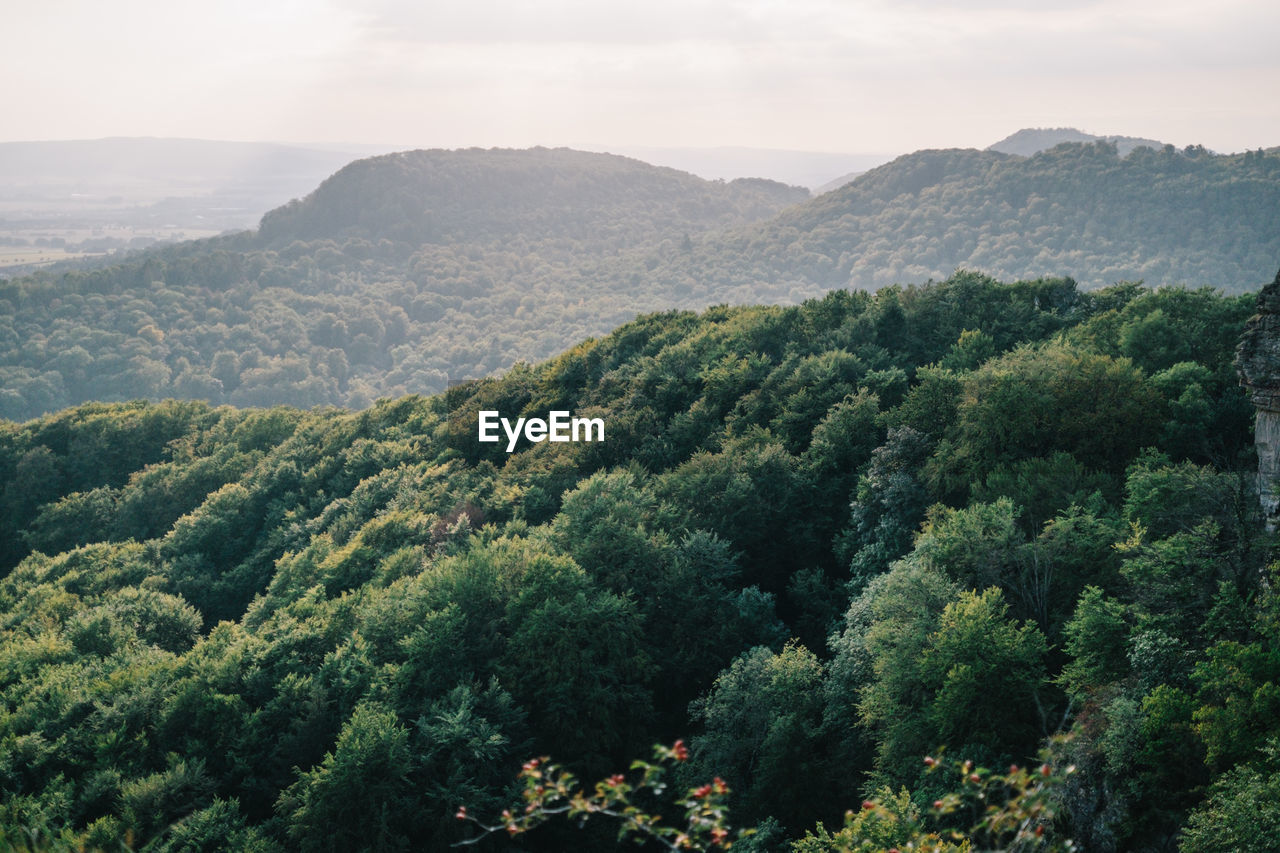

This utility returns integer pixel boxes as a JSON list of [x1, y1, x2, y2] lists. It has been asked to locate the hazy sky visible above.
[[5, 0, 1278, 154]]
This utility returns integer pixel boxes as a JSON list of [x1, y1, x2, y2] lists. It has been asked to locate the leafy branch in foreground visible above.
[[453, 740, 747, 850], [456, 741, 1077, 852]]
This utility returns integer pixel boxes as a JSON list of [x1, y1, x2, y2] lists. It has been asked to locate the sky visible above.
[[5, 0, 1279, 155]]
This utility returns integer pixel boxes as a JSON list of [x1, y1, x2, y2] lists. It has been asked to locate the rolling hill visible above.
[[0, 140, 1277, 422], [652, 141, 1280, 293], [255, 146, 810, 247]]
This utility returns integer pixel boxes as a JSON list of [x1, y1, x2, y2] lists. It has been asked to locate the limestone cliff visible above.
[[1236, 269, 1280, 530]]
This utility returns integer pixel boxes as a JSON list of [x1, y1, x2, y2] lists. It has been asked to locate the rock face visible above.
[[1236, 269, 1280, 530]]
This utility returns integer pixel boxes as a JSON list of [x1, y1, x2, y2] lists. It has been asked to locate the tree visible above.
[[688, 643, 834, 833], [934, 342, 1161, 494], [1180, 739, 1280, 853], [857, 566, 1049, 792], [278, 702, 415, 852]]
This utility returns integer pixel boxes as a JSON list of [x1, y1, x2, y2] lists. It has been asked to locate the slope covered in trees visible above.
[[660, 141, 1280, 294], [1, 142, 1277, 423], [1, 273, 1274, 850], [256, 147, 808, 247], [0, 148, 809, 422]]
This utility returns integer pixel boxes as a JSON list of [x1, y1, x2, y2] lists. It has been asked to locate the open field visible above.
[[0, 247, 95, 269], [0, 223, 224, 274]]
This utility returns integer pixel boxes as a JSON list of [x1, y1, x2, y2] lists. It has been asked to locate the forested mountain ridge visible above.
[[651, 141, 1280, 293], [257, 146, 810, 247], [1, 142, 1277, 424], [0, 148, 810, 422], [1, 273, 1274, 850]]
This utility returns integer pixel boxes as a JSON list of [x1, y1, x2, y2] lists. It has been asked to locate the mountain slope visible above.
[[0, 141, 1276, 422], [0, 148, 810, 421], [654, 141, 1280, 292], [257, 146, 809, 247]]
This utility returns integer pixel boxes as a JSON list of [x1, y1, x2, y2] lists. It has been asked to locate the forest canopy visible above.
[[0, 272, 1274, 850]]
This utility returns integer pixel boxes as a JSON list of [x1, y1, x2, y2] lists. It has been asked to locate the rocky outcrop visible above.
[[1236, 269, 1280, 530]]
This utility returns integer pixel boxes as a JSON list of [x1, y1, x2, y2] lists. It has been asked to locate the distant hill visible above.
[[0, 147, 810, 421], [987, 127, 1168, 157], [257, 147, 809, 247], [652, 141, 1280, 293], [0, 141, 1276, 421]]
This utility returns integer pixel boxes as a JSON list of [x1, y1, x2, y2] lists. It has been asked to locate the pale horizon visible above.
[[5, 0, 1278, 156]]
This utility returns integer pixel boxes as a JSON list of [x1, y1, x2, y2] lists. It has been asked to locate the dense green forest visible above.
[[0, 148, 809, 423], [2, 143, 1277, 422], [2, 272, 1276, 850], [663, 142, 1280, 295]]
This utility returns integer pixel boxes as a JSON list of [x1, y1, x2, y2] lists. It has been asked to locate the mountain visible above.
[[0, 147, 810, 421], [256, 146, 809, 247], [0, 141, 1277, 422], [987, 127, 1168, 157], [0, 274, 1263, 849], [654, 141, 1280, 293]]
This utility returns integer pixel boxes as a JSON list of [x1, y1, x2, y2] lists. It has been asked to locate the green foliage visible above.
[[0, 149, 809, 423], [3, 144, 1272, 423], [1059, 587, 1130, 697], [836, 426, 933, 590], [933, 341, 1161, 496], [1191, 627, 1280, 769], [455, 741, 749, 851], [278, 702, 414, 851], [119, 757, 215, 843], [0, 272, 1269, 849], [687, 643, 833, 833], [853, 559, 1049, 793], [464, 742, 1078, 853], [1180, 739, 1280, 853]]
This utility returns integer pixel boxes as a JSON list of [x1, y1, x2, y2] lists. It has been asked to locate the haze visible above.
[[5, 0, 1278, 155]]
